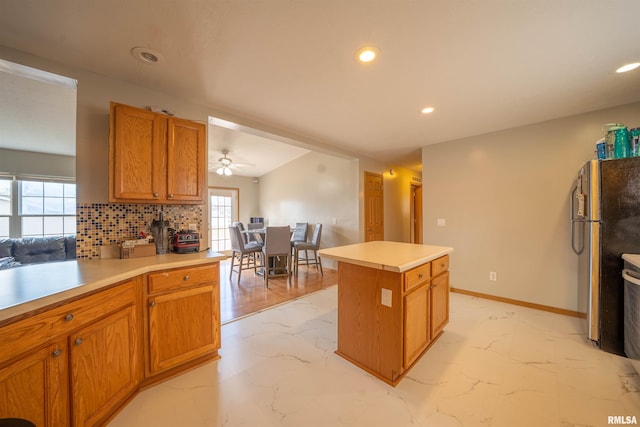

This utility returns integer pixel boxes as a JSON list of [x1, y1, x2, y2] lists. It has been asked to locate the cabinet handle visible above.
[[418, 273, 423, 279], [64, 313, 74, 322], [153, 192, 159, 197], [432, 284, 438, 288], [149, 301, 156, 307], [74, 338, 83, 346], [52, 349, 62, 358], [168, 193, 174, 199], [183, 275, 190, 281]]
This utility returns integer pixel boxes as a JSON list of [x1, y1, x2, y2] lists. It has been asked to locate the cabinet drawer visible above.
[[0, 280, 136, 364], [404, 262, 431, 293], [432, 255, 449, 277], [148, 263, 218, 294]]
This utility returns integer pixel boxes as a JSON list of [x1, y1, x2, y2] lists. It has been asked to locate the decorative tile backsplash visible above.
[[76, 203, 204, 259]]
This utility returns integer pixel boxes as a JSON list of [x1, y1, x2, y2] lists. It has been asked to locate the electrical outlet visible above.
[[489, 272, 497, 281], [381, 288, 392, 307], [188, 223, 197, 231], [437, 218, 446, 227]]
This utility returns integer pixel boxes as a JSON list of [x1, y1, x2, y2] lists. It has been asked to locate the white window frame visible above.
[[0, 176, 76, 238]]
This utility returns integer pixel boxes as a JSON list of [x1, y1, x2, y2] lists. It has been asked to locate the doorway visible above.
[[208, 187, 239, 253], [410, 183, 423, 244]]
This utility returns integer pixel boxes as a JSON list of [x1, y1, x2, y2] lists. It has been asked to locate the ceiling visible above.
[[0, 1, 639, 174]]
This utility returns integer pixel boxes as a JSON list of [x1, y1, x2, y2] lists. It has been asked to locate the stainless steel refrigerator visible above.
[[571, 157, 640, 355]]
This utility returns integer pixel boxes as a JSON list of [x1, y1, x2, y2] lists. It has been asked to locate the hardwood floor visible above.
[[219, 257, 338, 323]]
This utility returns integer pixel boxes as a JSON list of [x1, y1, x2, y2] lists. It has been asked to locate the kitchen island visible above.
[[319, 241, 453, 386], [0, 251, 225, 426]]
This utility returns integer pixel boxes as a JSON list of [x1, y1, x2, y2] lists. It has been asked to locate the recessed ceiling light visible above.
[[421, 106, 435, 114], [131, 47, 163, 64], [355, 46, 379, 63], [616, 62, 640, 73]]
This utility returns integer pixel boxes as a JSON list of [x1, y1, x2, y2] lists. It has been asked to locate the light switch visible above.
[[437, 218, 446, 227], [381, 288, 392, 307]]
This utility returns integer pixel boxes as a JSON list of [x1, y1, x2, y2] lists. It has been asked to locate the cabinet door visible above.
[[403, 283, 431, 368], [0, 341, 69, 427], [166, 117, 206, 203], [110, 103, 166, 202], [148, 283, 220, 374], [69, 304, 139, 427], [431, 271, 450, 338]]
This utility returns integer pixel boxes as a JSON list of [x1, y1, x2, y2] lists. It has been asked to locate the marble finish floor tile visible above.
[[109, 288, 640, 427]]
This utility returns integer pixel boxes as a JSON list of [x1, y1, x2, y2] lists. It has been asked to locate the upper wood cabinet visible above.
[[109, 102, 206, 204]]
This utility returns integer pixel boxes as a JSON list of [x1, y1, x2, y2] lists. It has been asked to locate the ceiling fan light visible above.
[[224, 167, 232, 176], [216, 167, 224, 175]]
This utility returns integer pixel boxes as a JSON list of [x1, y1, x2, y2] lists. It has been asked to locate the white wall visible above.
[[258, 151, 359, 268], [0, 148, 75, 178], [423, 101, 640, 311]]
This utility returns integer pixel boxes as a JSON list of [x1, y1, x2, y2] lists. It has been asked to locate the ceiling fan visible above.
[[209, 149, 252, 176]]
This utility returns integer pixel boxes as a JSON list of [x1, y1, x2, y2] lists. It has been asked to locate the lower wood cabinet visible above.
[[69, 303, 139, 427], [430, 271, 450, 338], [0, 339, 68, 426], [145, 263, 221, 380], [0, 260, 221, 426], [403, 281, 431, 368], [337, 255, 450, 386]]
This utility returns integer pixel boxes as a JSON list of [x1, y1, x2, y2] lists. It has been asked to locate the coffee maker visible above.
[[150, 212, 170, 254]]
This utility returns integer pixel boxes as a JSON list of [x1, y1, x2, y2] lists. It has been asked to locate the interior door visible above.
[[364, 172, 384, 241], [411, 183, 423, 244]]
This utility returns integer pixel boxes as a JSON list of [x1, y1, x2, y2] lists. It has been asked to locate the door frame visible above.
[[410, 182, 423, 244]]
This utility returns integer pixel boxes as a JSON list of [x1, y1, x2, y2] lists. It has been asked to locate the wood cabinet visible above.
[[69, 303, 139, 427], [145, 263, 221, 379], [0, 340, 68, 427], [0, 278, 140, 427], [109, 102, 206, 204], [403, 279, 431, 368], [0, 259, 221, 425], [336, 254, 450, 386], [403, 256, 450, 369]]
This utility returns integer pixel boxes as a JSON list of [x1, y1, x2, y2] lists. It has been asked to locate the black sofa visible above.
[[0, 235, 76, 269]]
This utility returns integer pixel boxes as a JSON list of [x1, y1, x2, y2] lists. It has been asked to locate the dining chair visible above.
[[293, 223, 323, 276], [262, 226, 291, 287], [229, 225, 263, 283], [232, 221, 247, 244], [246, 222, 264, 244], [290, 222, 308, 255]]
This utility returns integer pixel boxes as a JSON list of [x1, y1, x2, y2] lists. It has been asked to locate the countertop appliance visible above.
[[172, 230, 200, 254], [571, 157, 640, 355], [150, 213, 170, 255]]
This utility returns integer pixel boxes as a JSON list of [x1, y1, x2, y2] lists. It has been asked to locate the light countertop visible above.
[[318, 241, 453, 273], [0, 250, 226, 323]]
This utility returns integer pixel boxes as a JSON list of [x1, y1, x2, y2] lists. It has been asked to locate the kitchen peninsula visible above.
[[319, 241, 453, 386], [0, 251, 225, 426]]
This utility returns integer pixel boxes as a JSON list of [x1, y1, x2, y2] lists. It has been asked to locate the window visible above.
[[0, 177, 76, 238], [209, 188, 238, 252], [0, 178, 10, 238]]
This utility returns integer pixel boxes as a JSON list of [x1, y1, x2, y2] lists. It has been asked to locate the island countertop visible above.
[[0, 250, 226, 323], [318, 241, 453, 273]]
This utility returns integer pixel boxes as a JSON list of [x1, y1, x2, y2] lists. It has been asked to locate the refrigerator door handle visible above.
[[571, 185, 585, 255]]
